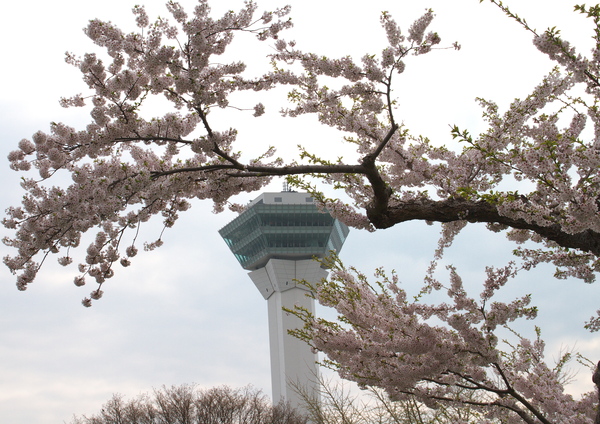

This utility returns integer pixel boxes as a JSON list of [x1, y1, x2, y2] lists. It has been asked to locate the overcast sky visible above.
[[1, 0, 599, 422]]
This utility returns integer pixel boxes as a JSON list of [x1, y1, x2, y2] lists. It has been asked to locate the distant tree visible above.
[[69, 380, 490, 424], [5, 0, 600, 423], [69, 384, 307, 424]]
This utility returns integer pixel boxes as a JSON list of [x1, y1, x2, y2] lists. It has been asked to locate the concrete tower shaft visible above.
[[249, 259, 327, 408]]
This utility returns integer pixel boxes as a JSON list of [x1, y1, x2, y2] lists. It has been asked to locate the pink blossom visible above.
[[407, 9, 434, 44], [253, 103, 265, 117]]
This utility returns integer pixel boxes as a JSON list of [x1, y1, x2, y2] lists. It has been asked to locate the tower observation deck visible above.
[[220, 191, 349, 271], [219, 191, 349, 413]]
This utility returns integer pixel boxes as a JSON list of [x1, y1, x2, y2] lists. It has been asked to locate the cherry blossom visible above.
[[290, 257, 596, 424]]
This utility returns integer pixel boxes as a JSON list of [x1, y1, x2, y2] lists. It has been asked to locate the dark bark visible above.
[[593, 361, 600, 424], [366, 197, 600, 256]]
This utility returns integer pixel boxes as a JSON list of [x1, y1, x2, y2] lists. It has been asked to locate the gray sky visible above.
[[1, 0, 599, 422]]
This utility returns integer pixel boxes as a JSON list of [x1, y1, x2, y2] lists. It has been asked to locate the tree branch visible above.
[[491, 362, 552, 424], [367, 196, 600, 256], [361, 124, 398, 219], [150, 163, 366, 179]]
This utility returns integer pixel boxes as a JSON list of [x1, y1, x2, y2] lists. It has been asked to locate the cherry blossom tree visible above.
[[4, 0, 600, 422], [3, 0, 600, 307], [291, 255, 598, 424]]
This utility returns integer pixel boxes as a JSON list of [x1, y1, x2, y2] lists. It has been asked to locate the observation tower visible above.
[[219, 191, 349, 411]]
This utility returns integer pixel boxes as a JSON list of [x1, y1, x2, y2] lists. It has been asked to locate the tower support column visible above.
[[249, 258, 328, 411]]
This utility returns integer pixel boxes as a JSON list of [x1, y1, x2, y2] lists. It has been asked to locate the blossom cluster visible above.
[[4, 0, 600, 318], [3, 2, 466, 305], [291, 258, 596, 423], [3, 0, 293, 305]]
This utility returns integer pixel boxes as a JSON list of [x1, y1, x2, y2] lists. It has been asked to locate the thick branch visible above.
[[360, 124, 398, 217], [593, 361, 600, 424], [367, 197, 600, 256]]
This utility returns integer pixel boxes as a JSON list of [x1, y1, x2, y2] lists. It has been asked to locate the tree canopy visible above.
[[5, 0, 600, 305]]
